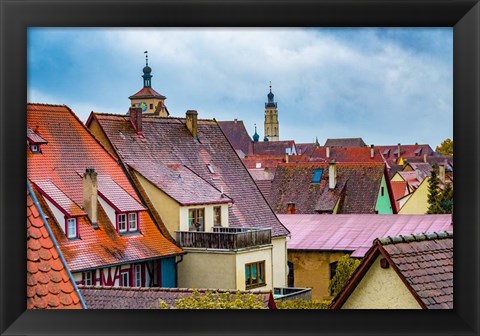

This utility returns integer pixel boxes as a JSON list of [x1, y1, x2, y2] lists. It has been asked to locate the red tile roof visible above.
[[331, 231, 453, 309], [217, 120, 253, 156], [378, 144, 434, 166], [324, 138, 366, 147], [89, 113, 289, 237], [27, 184, 84, 309], [391, 181, 409, 203], [128, 87, 166, 99], [27, 104, 183, 272], [309, 146, 384, 163], [78, 286, 276, 309], [269, 162, 393, 214], [278, 214, 453, 258]]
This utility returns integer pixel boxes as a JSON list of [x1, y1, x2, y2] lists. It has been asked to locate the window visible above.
[[118, 214, 127, 233], [30, 144, 40, 153], [67, 218, 77, 238], [188, 208, 204, 231], [213, 206, 221, 226], [129, 213, 138, 231], [134, 264, 142, 287], [121, 271, 130, 287], [245, 261, 266, 289], [84, 271, 93, 286], [149, 103, 153, 110], [207, 164, 215, 174], [312, 168, 323, 184], [381, 186, 385, 196]]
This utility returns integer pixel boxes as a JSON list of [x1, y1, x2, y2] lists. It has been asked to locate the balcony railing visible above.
[[176, 227, 272, 250]]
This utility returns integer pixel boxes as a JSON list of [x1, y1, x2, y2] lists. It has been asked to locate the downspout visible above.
[[28, 181, 88, 309], [175, 255, 184, 287]]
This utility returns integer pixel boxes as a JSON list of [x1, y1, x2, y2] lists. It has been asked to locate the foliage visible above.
[[427, 166, 453, 214], [328, 255, 361, 298], [160, 289, 266, 309], [275, 299, 331, 309], [435, 138, 453, 155]]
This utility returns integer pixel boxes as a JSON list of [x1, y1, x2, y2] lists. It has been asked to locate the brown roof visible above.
[[217, 120, 253, 156], [27, 183, 84, 309], [89, 113, 289, 237], [78, 286, 276, 309], [27, 104, 183, 271], [252, 140, 296, 156], [296, 143, 316, 156], [406, 155, 453, 171], [331, 231, 453, 309], [268, 162, 394, 214], [324, 138, 366, 147], [309, 146, 384, 163], [129, 87, 166, 99], [378, 144, 434, 166]]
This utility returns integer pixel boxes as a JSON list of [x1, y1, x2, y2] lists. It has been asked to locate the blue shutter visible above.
[[161, 257, 176, 288]]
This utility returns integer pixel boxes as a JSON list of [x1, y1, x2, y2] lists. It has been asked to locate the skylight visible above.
[[312, 168, 323, 184], [207, 164, 215, 174]]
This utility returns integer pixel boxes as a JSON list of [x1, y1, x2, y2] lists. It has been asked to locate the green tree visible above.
[[438, 182, 453, 214], [436, 138, 453, 155], [275, 299, 331, 309], [160, 289, 266, 309], [328, 254, 361, 298], [426, 166, 443, 214]]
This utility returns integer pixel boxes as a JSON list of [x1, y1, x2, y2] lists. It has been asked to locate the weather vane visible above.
[[144, 50, 148, 66]]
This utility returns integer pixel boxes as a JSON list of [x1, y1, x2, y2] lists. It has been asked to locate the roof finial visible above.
[[144, 50, 148, 66], [269, 81, 272, 93]]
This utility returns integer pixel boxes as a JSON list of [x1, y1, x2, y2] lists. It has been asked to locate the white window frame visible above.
[[84, 271, 93, 285], [118, 213, 127, 233], [67, 218, 77, 238], [134, 264, 142, 287], [121, 271, 130, 287], [128, 213, 138, 231]]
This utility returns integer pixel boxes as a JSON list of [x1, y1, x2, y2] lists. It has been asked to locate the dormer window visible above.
[[117, 212, 138, 233], [30, 144, 41, 153], [66, 217, 78, 239]]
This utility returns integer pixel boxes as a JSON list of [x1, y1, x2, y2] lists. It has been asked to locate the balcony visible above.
[[175, 227, 272, 250]]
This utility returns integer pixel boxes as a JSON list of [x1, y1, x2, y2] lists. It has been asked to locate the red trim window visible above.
[[134, 264, 142, 287], [66, 217, 78, 239], [117, 212, 139, 234]]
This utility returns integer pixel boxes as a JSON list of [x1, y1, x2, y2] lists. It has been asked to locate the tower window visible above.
[[150, 103, 153, 109]]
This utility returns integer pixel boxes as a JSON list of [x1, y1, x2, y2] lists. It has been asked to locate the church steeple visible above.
[[264, 81, 279, 141], [142, 51, 152, 88], [252, 124, 260, 143]]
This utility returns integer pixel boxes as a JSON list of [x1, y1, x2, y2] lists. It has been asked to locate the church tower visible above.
[[264, 82, 279, 141], [129, 51, 169, 117]]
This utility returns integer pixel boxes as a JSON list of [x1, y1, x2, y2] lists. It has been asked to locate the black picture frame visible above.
[[1, 1, 478, 335]]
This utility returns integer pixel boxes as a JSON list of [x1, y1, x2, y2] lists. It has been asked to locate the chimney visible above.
[[329, 160, 337, 189], [83, 167, 98, 228], [326, 146, 330, 158], [186, 110, 198, 139], [287, 202, 296, 214], [439, 164, 446, 183], [370, 144, 375, 159], [129, 107, 143, 135], [285, 154, 289, 163]]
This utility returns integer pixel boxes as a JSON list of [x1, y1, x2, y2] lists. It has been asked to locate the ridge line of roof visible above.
[[376, 231, 453, 245]]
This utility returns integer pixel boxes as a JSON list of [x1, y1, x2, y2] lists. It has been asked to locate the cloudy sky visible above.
[[28, 28, 452, 147]]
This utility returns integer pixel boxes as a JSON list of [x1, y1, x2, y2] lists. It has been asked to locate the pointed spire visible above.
[[266, 81, 276, 107], [142, 51, 152, 88], [253, 123, 259, 143]]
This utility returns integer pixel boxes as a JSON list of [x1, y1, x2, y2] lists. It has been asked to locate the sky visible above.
[[27, 28, 453, 147]]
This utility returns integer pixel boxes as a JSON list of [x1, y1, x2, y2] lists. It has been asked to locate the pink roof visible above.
[[97, 175, 146, 212], [278, 214, 453, 257], [27, 127, 48, 144], [34, 180, 86, 217]]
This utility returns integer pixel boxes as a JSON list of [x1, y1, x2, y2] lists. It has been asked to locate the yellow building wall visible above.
[[391, 173, 405, 182], [288, 250, 347, 301], [88, 118, 118, 157], [179, 204, 229, 232], [341, 255, 422, 309], [135, 172, 180, 237], [398, 178, 429, 214], [272, 237, 288, 288], [177, 251, 236, 289], [235, 246, 273, 291]]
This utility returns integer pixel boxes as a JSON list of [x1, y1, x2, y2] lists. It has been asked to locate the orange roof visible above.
[[391, 181, 408, 200], [129, 87, 166, 99], [27, 104, 183, 271], [27, 184, 84, 309]]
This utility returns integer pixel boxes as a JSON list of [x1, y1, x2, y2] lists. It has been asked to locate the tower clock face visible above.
[[139, 101, 147, 112]]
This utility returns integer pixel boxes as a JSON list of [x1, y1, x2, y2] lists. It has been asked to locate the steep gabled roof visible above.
[[217, 120, 253, 156], [331, 231, 453, 309], [78, 286, 276, 309], [27, 104, 183, 271], [89, 113, 289, 237], [252, 140, 296, 156], [324, 138, 366, 147], [268, 162, 391, 214], [279, 214, 453, 258], [27, 183, 84, 309], [129, 87, 166, 99], [378, 144, 434, 166]]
